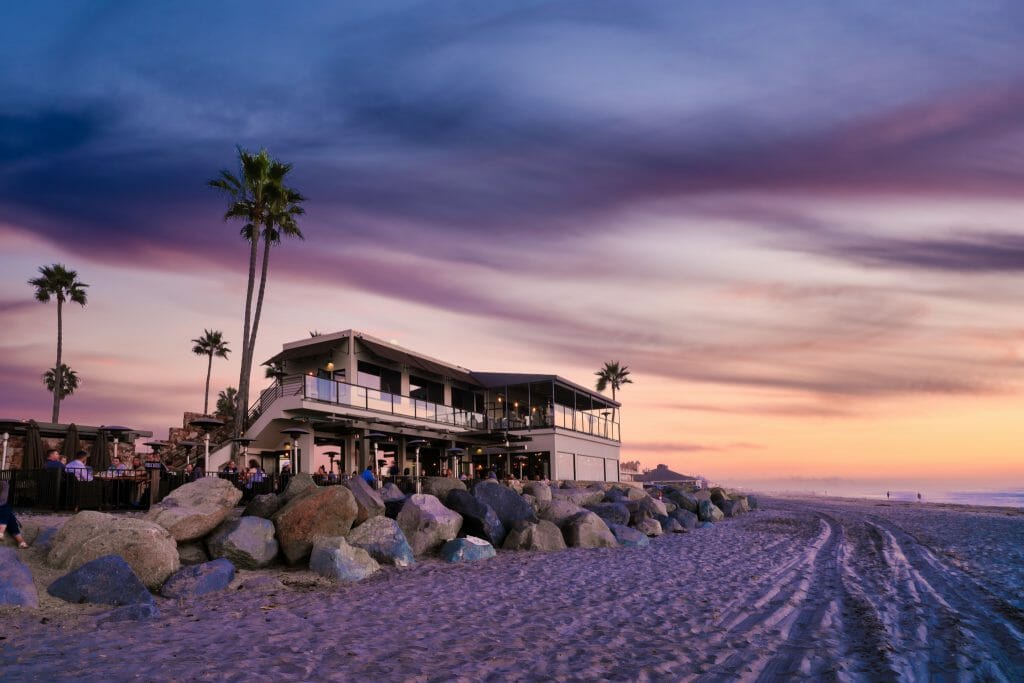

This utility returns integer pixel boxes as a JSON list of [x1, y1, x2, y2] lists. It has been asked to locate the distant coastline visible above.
[[764, 489, 1024, 510]]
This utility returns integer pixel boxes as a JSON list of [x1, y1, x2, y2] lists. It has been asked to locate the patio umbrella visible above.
[[23, 420, 44, 469], [91, 429, 110, 471], [62, 423, 80, 462]]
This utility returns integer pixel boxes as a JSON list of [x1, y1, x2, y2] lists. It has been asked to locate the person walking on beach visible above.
[[917, 492, 922, 502], [886, 491, 890, 500], [0, 480, 29, 548]]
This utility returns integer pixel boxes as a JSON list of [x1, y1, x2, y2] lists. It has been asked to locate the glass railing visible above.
[[303, 375, 485, 429]]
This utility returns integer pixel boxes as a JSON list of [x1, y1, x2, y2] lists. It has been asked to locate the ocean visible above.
[[859, 490, 1024, 509]]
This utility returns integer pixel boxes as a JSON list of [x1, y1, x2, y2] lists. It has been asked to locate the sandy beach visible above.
[[2, 496, 1022, 681]]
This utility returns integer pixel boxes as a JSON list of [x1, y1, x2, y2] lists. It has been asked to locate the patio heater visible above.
[[175, 440, 199, 469], [280, 426, 310, 473], [446, 447, 465, 479], [323, 450, 339, 478], [102, 425, 131, 469], [190, 416, 225, 471], [1, 431, 8, 471], [365, 432, 392, 487], [514, 454, 528, 480], [406, 439, 427, 494]]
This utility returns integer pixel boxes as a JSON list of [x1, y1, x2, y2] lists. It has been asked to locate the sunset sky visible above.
[[3, 2, 1024, 492]]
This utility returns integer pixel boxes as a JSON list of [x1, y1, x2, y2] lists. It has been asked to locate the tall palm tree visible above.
[[43, 364, 80, 401], [28, 264, 88, 422], [209, 148, 304, 435], [216, 387, 238, 420], [595, 361, 633, 401], [191, 329, 230, 415]]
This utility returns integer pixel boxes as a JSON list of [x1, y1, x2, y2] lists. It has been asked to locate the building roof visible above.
[[632, 463, 696, 483], [0, 419, 152, 440]]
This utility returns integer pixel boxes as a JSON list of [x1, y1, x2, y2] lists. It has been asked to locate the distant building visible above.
[[220, 330, 622, 481], [619, 459, 642, 482], [634, 463, 700, 486]]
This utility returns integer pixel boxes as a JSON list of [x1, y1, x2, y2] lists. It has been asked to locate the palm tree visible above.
[[216, 387, 238, 421], [43, 364, 80, 401], [28, 264, 88, 422], [209, 148, 304, 435], [595, 361, 633, 401], [191, 329, 230, 415]]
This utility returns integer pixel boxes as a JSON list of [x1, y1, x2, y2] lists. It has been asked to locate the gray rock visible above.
[[563, 511, 618, 548], [537, 499, 586, 526], [207, 516, 279, 569], [660, 516, 685, 533], [177, 542, 210, 566], [96, 602, 161, 626], [609, 524, 650, 548], [421, 476, 467, 501], [396, 494, 463, 556], [636, 517, 663, 537], [445, 489, 505, 547], [47, 511, 179, 590], [30, 526, 59, 553], [279, 473, 317, 504], [669, 508, 699, 530], [161, 558, 235, 599], [697, 499, 724, 522], [551, 487, 605, 507], [309, 536, 379, 582], [146, 477, 242, 542], [624, 500, 652, 527], [709, 487, 728, 508], [624, 487, 648, 501], [48, 555, 154, 606], [472, 481, 537, 529], [748, 495, 759, 510], [664, 489, 699, 513], [585, 502, 630, 527], [502, 520, 567, 552], [243, 493, 281, 519], [379, 482, 406, 502], [440, 536, 497, 563], [342, 476, 386, 525], [273, 485, 359, 564], [346, 516, 415, 567], [522, 481, 553, 503], [603, 487, 628, 503], [0, 547, 39, 607]]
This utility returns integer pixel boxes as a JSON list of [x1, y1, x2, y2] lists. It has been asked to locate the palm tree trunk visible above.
[[236, 235, 259, 435], [52, 298, 63, 423], [203, 352, 213, 415], [611, 384, 616, 401], [246, 234, 272, 400]]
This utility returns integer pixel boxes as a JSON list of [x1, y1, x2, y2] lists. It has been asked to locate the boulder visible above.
[[664, 489, 699, 513], [472, 482, 538, 529], [243, 493, 281, 519], [603, 488, 628, 503], [609, 524, 650, 548], [272, 485, 359, 564], [669, 508, 699, 530], [709, 487, 728, 507], [47, 511, 179, 590], [551, 488, 605, 507], [748, 495, 759, 510], [732, 495, 751, 513], [96, 603, 161, 625], [440, 536, 497, 563], [585, 502, 631, 527], [697, 499, 724, 523], [279, 473, 317, 503], [421, 476, 467, 501], [502, 520, 568, 552], [445, 489, 505, 547], [29, 526, 59, 553], [636, 518, 663, 537], [563, 511, 618, 549], [663, 500, 677, 513], [396, 494, 463, 556], [342, 476, 386, 524], [177, 542, 210, 566], [624, 500, 653, 527], [309, 537, 379, 582], [646, 497, 668, 517], [161, 559, 235, 599], [379, 482, 406, 503], [346, 516, 415, 568], [0, 547, 38, 607], [384, 499, 405, 519], [538, 499, 586, 526], [206, 517, 279, 569], [659, 515, 685, 533], [624, 487, 647, 501], [720, 498, 749, 518], [47, 555, 153, 606], [522, 481, 553, 503], [146, 477, 242, 542]]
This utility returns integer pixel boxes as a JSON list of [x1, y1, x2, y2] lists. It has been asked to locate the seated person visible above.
[[43, 448, 64, 470], [245, 459, 266, 488], [361, 466, 376, 487], [108, 456, 128, 472], [0, 480, 29, 548], [65, 450, 93, 481]]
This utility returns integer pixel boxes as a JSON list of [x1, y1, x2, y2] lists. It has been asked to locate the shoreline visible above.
[[760, 491, 1024, 515]]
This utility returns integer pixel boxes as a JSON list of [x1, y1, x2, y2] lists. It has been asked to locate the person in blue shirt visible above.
[[361, 466, 376, 487], [43, 449, 64, 470]]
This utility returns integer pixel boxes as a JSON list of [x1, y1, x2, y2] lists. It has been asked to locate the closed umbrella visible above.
[[62, 423, 80, 462], [91, 429, 110, 471], [23, 420, 44, 469]]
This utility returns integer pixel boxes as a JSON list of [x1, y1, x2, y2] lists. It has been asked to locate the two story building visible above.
[[217, 330, 622, 482]]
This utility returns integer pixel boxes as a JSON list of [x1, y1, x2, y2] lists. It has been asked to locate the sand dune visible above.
[[2, 497, 1021, 681]]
